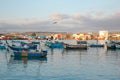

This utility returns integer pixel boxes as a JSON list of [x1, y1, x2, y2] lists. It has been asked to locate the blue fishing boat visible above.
[[11, 50, 47, 57], [89, 44, 104, 47], [77, 41, 87, 45], [27, 44, 37, 49], [20, 42, 37, 49], [8, 45, 37, 51], [88, 40, 104, 47], [0, 42, 6, 49], [8, 45, 24, 51], [45, 41, 64, 48], [12, 40, 21, 43], [32, 41, 40, 44], [0, 45, 6, 49], [13, 56, 47, 61]]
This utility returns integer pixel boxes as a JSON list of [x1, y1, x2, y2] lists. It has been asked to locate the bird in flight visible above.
[[53, 21, 57, 24]]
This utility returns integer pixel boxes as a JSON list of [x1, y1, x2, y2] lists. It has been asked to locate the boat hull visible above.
[[90, 44, 104, 47], [45, 41, 64, 48], [12, 56, 47, 61], [116, 44, 120, 49], [12, 50, 47, 57], [0, 46, 6, 49], [64, 44, 87, 50], [8, 45, 37, 51]]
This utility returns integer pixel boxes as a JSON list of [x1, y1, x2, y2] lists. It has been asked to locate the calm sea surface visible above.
[[0, 40, 120, 80]]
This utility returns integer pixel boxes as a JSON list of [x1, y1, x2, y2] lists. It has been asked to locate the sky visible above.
[[0, 0, 120, 33]]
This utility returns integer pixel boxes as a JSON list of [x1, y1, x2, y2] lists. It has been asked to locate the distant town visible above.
[[0, 31, 120, 40]]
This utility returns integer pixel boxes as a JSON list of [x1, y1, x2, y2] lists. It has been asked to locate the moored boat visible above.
[[8, 44, 37, 51], [106, 41, 120, 49], [13, 56, 47, 61], [45, 41, 64, 48], [0, 45, 6, 49], [89, 44, 104, 47], [32, 41, 40, 44], [63, 40, 88, 50], [77, 40, 87, 45], [11, 50, 47, 57], [89, 40, 104, 47], [115, 43, 120, 49], [21, 42, 37, 49], [8, 45, 24, 51], [0, 41, 6, 49], [64, 44, 87, 49]]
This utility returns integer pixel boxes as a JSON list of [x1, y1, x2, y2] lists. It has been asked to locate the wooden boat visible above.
[[63, 44, 87, 49], [11, 50, 47, 57], [45, 41, 64, 48], [63, 41, 88, 50]]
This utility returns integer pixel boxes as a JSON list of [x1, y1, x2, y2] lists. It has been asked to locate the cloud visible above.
[[51, 13, 71, 21], [0, 11, 120, 32]]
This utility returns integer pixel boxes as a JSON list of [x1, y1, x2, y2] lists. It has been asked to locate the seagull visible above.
[[53, 22, 57, 24]]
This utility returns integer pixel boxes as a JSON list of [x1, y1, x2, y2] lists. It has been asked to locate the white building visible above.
[[99, 30, 108, 40]]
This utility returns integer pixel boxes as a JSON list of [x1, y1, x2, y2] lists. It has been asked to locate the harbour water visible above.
[[0, 40, 120, 80]]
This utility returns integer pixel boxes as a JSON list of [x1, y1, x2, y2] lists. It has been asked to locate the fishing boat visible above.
[[45, 41, 64, 48], [12, 40, 21, 43], [8, 44, 37, 51], [116, 44, 120, 49], [77, 40, 87, 45], [31, 41, 40, 44], [107, 41, 117, 49], [20, 42, 37, 49], [8, 45, 27, 51], [0, 45, 6, 49], [11, 50, 47, 57], [89, 44, 104, 47], [63, 44, 87, 49], [0, 42, 6, 49], [63, 41, 88, 50], [13, 56, 47, 61], [89, 40, 104, 47], [115, 42, 120, 49]]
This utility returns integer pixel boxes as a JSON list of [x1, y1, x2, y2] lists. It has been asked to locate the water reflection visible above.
[[63, 49, 88, 54], [7, 57, 47, 76], [8, 56, 47, 65], [0, 40, 120, 80]]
